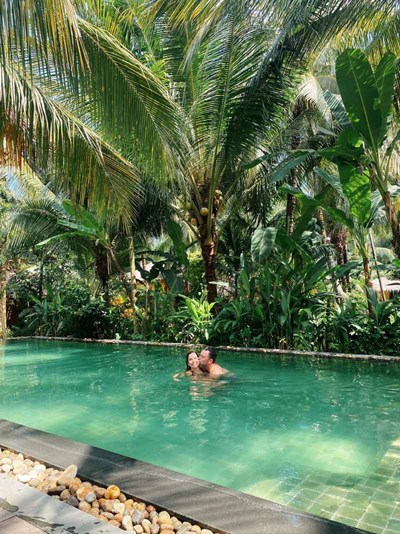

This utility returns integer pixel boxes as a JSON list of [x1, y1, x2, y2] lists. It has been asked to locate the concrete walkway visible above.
[[0, 475, 120, 533]]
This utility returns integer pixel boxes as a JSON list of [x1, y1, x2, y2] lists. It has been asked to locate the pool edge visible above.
[[0, 419, 368, 534], [5, 335, 399, 362]]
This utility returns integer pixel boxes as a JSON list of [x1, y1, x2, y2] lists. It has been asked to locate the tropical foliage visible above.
[[1, 0, 400, 355]]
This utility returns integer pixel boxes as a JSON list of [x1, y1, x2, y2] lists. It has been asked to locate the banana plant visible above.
[[284, 164, 384, 314], [330, 48, 400, 256]]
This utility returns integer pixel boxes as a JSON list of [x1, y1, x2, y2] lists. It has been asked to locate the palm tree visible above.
[[145, 0, 400, 302], [2, 0, 399, 307]]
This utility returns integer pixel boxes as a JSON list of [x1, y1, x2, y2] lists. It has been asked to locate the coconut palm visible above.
[[2, 0, 400, 306]]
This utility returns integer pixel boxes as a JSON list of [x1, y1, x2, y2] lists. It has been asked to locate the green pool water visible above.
[[1, 340, 400, 533]]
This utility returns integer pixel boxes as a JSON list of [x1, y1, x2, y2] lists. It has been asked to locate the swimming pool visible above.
[[0, 340, 399, 533]]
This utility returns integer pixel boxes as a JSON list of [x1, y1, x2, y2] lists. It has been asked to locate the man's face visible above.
[[198, 350, 211, 369]]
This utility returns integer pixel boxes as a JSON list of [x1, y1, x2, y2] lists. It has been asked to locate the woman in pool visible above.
[[173, 351, 204, 380]]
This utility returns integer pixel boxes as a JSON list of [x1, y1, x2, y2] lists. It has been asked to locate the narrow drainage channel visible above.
[[0, 446, 223, 534]]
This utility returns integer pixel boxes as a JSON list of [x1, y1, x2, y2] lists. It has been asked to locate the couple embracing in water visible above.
[[174, 347, 229, 380]]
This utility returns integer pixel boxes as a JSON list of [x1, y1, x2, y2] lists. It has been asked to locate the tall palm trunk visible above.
[[383, 192, 400, 258], [199, 212, 218, 304], [128, 233, 139, 334], [331, 227, 350, 290], [0, 264, 7, 339], [94, 244, 110, 298], [286, 134, 301, 236], [286, 176, 297, 236]]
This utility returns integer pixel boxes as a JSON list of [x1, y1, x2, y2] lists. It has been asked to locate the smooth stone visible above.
[[134, 527, 144, 534], [119, 493, 127, 503], [29, 478, 39, 488], [89, 508, 100, 516], [68, 482, 80, 495], [33, 464, 46, 473], [13, 461, 29, 475], [101, 512, 115, 520], [16, 474, 32, 483], [132, 510, 145, 524], [58, 464, 78, 486], [149, 512, 158, 521], [110, 520, 121, 527], [79, 501, 92, 513], [160, 531, 174, 534], [1, 464, 11, 473], [92, 500, 100, 509], [150, 526, 160, 534], [60, 489, 71, 500], [105, 484, 121, 499], [201, 530, 213, 534], [0, 458, 12, 465], [160, 525, 174, 531], [142, 519, 152, 534], [48, 485, 66, 495], [122, 515, 134, 530], [114, 502, 125, 515], [137, 503, 146, 512], [191, 527, 201, 534], [66, 496, 79, 508], [100, 499, 115, 513], [177, 527, 191, 534], [94, 486, 106, 498], [84, 491, 96, 503], [158, 512, 171, 524], [115, 514, 124, 523], [76, 486, 94, 501], [97, 515, 108, 523], [147, 506, 156, 513]]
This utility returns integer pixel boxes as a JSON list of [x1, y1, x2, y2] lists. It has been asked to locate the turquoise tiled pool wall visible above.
[[248, 438, 400, 533]]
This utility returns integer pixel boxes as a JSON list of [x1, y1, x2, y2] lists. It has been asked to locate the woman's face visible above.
[[188, 352, 199, 369]]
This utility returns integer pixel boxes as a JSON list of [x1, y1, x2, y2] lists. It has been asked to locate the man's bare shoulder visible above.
[[209, 364, 229, 377]]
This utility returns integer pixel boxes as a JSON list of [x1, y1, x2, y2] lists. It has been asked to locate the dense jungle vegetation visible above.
[[2, 0, 400, 354]]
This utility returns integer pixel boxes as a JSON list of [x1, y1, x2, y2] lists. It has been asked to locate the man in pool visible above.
[[198, 347, 229, 377]]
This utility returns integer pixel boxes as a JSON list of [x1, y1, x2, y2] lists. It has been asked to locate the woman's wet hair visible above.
[[186, 350, 197, 370]]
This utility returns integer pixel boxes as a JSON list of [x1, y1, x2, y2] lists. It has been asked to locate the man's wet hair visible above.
[[203, 346, 217, 362]]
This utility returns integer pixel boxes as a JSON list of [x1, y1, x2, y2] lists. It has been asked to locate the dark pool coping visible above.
[[6, 335, 399, 362], [0, 420, 368, 534]]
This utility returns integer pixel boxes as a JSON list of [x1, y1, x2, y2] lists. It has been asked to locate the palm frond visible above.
[[0, 60, 141, 222]]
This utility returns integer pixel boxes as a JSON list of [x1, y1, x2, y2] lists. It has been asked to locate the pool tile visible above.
[[366, 502, 396, 516], [360, 511, 389, 528], [357, 522, 381, 533], [336, 505, 365, 520], [332, 515, 359, 528], [386, 518, 400, 531]]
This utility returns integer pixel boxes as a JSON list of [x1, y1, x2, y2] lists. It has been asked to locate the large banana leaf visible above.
[[375, 51, 397, 142], [336, 49, 382, 150], [251, 227, 278, 263], [337, 162, 371, 225]]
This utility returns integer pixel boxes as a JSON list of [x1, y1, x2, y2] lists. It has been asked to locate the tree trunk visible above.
[[0, 265, 7, 339], [94, 245, 110, 298], [286, 133, 301, 236], [128, 234, 139, 334], [331, 227, 350, 291], [361, 252, 375, 317], [383, 192, 400, 258], [201, 239, 217, 304], [286, 177, 297, 236]]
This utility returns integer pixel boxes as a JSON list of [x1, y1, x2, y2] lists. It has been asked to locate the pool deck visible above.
[[0, 419, 368, 534]]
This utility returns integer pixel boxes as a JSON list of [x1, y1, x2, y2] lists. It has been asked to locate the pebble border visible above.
[[6, 335, 399, 362], [0, 447, 221, 534]]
